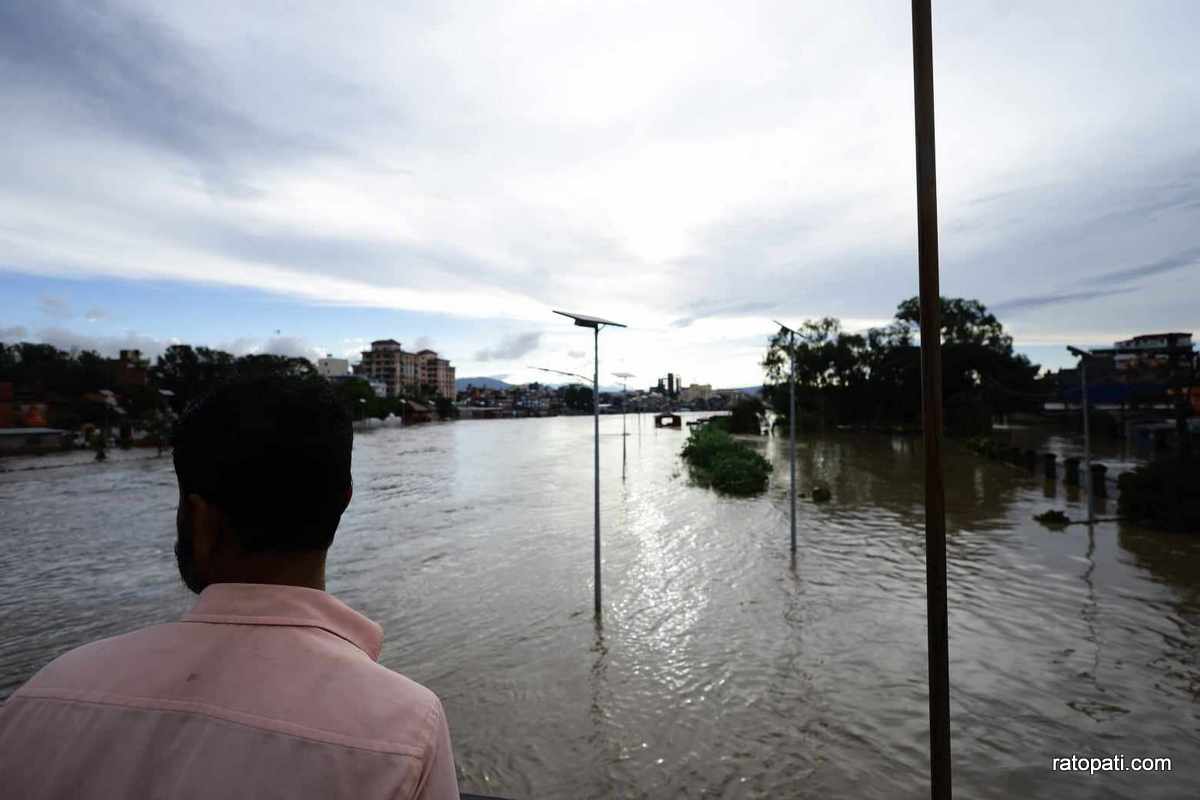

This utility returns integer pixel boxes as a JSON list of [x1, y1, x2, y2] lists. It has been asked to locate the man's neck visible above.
[[211, 550, 327, 591]]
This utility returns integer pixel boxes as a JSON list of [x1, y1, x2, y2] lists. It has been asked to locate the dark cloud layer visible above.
[[0, 0, 326, 191], [1091, 247, 1200, 286], [475, 332, 542, 362], [990, 287, 1136, 315]]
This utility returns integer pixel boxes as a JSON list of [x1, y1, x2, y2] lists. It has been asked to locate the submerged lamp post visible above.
[[613, 372, 635, 480], [772, 321, 800, 556], [547, 310, 626, 619], [1067, 346, 1097, 523]]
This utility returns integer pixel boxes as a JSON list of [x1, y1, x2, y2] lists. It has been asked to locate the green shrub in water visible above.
[[681, 425, 772, 496]]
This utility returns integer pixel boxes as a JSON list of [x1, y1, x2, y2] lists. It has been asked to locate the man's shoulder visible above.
[[15, 622, 182, 693], [11, 619, 445, 754]]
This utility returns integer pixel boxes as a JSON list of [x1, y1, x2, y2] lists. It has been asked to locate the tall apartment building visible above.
[[354, 339, 456, 399]]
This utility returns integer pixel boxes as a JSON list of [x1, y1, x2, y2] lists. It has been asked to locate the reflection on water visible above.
[[1, 414, 1197, 798]]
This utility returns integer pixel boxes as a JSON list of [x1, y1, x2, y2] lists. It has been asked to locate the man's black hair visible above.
[[173, 373, 353, 552]]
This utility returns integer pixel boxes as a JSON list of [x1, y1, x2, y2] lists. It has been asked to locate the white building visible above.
[[317, 356, 350, 378]]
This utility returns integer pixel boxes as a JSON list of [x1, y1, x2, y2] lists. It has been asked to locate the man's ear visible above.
[[185, 493, 228, 565]]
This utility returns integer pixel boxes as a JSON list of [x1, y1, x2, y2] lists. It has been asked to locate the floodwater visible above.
[[1, 413, 1197, 798]]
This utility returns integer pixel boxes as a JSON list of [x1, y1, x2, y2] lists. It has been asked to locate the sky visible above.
[[2, 0, 1198, 389]]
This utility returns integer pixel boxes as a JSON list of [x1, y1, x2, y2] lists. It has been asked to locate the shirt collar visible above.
[[181, 583, 384, 661]]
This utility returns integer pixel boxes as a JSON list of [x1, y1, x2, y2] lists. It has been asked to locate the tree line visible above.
[[0, 342, 451, 433], [762, 297, 1044, 435]]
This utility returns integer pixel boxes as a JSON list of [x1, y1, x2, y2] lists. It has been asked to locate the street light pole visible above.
[[613, 372, 635, 481], [545, 309, 626, 620], [593, 325, 600, 617], [789, 333, 797, 554], [774, 321, 799, 555], [1067, 346, 1095, 523]]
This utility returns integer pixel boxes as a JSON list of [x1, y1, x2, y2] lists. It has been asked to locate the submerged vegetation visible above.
[[1034, 510, 1070, 528], [681, 424, 772, 496]]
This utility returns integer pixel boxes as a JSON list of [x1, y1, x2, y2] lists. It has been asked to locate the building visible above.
[[110, 350, 149, 387], [415, 350, 456, 401], [679, 383, 713, 404], [316, 356, 350, 378], [1092, 333, 1194, 377], [354, 339, 456, 399]]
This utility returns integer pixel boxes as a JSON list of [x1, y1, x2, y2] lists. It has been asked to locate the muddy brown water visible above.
[[2, 414, 1197, 798]]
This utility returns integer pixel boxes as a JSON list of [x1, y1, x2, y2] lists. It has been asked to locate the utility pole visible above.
[[774, 322, 800, 555], [911, 1, 951, 796]]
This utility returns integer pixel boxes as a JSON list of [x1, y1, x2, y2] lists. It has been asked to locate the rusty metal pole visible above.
[[911, 1, 951, 798]]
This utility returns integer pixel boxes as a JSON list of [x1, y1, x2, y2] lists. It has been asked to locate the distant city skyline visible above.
[[2, 2, 1197, 387]]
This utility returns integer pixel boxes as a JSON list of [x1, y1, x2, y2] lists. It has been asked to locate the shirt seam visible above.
[[11, 689, 428, 758], [410, 699, 446, 798], [179, 614, 378, 659]]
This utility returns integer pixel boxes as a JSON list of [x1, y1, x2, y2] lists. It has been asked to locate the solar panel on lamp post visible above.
[[773, 321, 799, 556], [1067, 346, 1097, 523], [613, 372, 635, 481], [543, 307, 625, 619]]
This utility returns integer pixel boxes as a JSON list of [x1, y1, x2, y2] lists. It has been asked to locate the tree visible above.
[[727, 397, 765, 434], [563, 384, 594, 412], [150, 345, 236, 410], [435, 397, 457, 420], [761, 297, 1041, 434]]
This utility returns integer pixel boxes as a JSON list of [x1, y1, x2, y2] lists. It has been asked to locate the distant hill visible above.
[[455, 376, 513, 391], [724, 386, 763, 397]]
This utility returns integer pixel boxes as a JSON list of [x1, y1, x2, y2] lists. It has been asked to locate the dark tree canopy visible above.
[[762, 297, 1043, 435]]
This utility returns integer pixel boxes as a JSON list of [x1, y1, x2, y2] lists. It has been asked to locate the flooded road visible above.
[[2, 414, 1198, 798]]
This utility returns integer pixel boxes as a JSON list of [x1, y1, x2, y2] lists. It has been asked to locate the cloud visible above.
[[218, 335, 321, 360], [1090, 247, 1200, 286], [0, 0, 329, 192], [475, 332, 543, 362], [990, 288, 1136, 315], [670, 300, 778, 329], [989, 245, 1200, 317], [33, 326, 169, 358], [413, 336, 435, 351], [566, 350, 586, 359], [38, 294, 72, 319], [1, 1, 1199, 387], [1, 325, 29, 340], [83, 307, 109, 322]]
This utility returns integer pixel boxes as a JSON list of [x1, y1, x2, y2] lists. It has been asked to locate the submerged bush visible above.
[[681, 425, 772, 496], [1117, 457, 1200, 533]]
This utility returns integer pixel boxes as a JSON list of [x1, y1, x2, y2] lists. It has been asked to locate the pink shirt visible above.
[[0, 583, 460, 799]]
